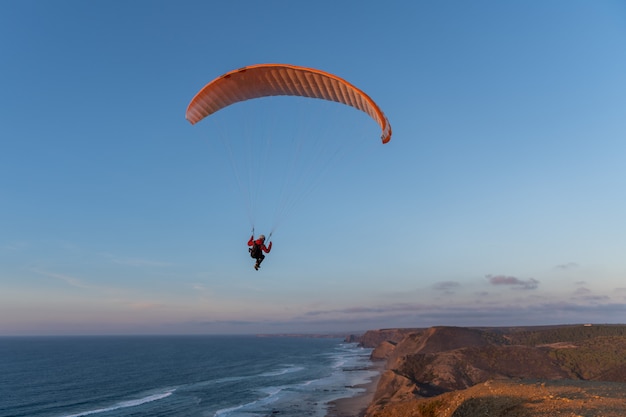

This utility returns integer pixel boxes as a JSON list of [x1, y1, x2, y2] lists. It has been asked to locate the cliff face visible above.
[[363, 325, 626, 417], [350, 328, 424, 349]]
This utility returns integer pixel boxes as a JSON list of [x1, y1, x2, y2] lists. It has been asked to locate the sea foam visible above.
[[62, 389, 175, 417]]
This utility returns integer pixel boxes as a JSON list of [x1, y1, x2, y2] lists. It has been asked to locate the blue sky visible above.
[[2, 1, 626, 335]]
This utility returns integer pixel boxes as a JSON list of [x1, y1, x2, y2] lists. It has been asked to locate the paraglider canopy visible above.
[[186, 63, 392, 144], [186, 63, 391, 236]]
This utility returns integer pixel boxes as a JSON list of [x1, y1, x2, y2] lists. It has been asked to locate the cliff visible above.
[[347, 328, 424, 348], [362, 324, 626, 417]]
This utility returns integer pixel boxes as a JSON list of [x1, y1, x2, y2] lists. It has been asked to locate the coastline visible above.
[[325, 360, 384, 417]]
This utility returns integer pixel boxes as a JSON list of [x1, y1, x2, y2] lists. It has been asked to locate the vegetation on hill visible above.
[[506, 324, 626, 346]]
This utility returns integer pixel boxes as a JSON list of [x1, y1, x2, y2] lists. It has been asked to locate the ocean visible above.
[[0, 336, 377, 417]]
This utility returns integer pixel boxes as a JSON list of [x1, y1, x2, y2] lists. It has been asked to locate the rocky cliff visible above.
[[348, 328, 424, 349], [361, 325, 626, 417]]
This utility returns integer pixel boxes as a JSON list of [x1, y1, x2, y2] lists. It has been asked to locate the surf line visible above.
[[62, 389, 175, 417]]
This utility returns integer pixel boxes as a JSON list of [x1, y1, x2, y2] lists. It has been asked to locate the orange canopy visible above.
[[186, 64, 391, 144]]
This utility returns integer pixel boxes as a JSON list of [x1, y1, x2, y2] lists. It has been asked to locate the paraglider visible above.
[[248, 232, 272, 270], [186, 64, 391, 269]]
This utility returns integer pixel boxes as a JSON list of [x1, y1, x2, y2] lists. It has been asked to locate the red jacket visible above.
[[248, 235, 272, 253]]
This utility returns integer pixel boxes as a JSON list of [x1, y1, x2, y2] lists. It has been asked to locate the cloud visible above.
[[486, 275, 539, 290], [192, 283, 210, 292], [12, 293, 626, 335], [125, 301, 166, 310], [433, 281, 461, 293], [555, 262, 579, 270], [185, 300, 626, 334], [571, 288, 610, 303], [304, 303, 425, 317], [207, 298, 618, 331], [615, 288, 626, 301], [576, 295, 611, 303], [569, 287, 608, 302], [31, 268, 127, 298], [32, 269, 93, 290]]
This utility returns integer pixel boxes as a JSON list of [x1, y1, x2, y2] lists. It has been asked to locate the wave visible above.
[[61, 389, 175, 417], [260, 365, 304, 377], [190, 365, 304, 391], [213, 375, 252, 384], [329, 343, 375, 369], [213, 386, 284, 417], [213, 402, 245, 417]]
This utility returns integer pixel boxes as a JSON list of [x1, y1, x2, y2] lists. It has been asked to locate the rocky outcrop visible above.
[[370, 340, 397, 361]]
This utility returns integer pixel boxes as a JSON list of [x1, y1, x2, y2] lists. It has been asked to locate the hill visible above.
[[352, 324, 626, 417]]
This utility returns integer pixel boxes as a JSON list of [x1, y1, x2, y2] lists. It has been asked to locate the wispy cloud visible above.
[[433, 281, 461, 293], [486, 275, 539, 290], [326, 298, 622, 325], [31, 269, 94, 290], [576, 295, 611, 303], [614, 288, 626, 301], [555, 262, 579, 270], [571, 288, 610, 303], [124, 301, 166, 310], [30, 268, 127, 298], [185, 300, 626, 334], [303, 302, 431, 318], [191, 283, 210, 292]]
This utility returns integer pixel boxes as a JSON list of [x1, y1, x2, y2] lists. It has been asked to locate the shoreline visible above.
[[325, 360, 385, 417]]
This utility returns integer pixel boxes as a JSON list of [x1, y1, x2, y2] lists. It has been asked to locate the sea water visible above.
[[0, 336, 377, 417]]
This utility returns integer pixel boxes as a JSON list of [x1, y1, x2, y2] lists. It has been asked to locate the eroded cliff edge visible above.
[[350, 325, 626, 417]]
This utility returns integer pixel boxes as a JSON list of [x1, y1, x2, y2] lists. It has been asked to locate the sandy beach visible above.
[[325, 361, 384, 417]]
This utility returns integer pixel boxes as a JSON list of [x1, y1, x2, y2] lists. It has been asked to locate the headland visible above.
[[329, 324, 626, 417]]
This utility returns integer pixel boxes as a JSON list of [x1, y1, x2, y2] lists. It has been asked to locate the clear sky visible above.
[[2, 1, 626, 335]]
